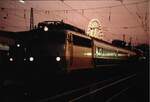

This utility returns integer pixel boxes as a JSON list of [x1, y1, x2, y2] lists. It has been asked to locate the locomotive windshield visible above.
[[23, 30, 66, 56], [9, 29, 66, 63]]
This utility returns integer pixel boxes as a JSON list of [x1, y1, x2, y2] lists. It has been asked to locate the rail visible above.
[[37, 74, 136, 102]]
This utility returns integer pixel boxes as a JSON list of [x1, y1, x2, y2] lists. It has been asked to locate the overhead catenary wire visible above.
[[118, 0, 149, 36], [108, 7, 111, 22], [21, 0, 148, 12], [0, 9, 147, 30], [0, 8, 29, 30], [135, 2, 149, 32], [0, 1, 29, 30], [1, 1, 85, 30], [34, 7, 80, 28], [0, 0, 148, 13], [0, 0, 148, 43], [0, 0, 148, 21], [0, 20, 28, 30], [60, 0, 90, 22]]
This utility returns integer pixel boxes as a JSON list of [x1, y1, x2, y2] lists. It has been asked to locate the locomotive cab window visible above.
[[73, 35, 91, 47], [41, 30, 66, 44]]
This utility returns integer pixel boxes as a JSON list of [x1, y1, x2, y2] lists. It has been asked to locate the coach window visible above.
[[96, 47, 103, 56], [73, 35, 91, 47], [99, 48, 103, 54]]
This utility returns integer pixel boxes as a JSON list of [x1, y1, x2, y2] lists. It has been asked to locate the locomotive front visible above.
[[8, 21, 67, 74]]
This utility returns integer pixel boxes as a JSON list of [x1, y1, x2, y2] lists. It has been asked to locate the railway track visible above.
[[37, 74, 136, 102], [1, 59, 147, 102]]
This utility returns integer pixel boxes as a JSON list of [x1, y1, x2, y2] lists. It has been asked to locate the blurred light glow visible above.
[[17, 44, 20, 47], [56, 57, 61, 61], [84, 52, 92, 56], [87, 19, 103, 40], [0, 44, 9, 51], [44, 26, 48, 31], [9, 58, 13, 62], [19, 0, 25, 3], [29, 57, 34, 61]]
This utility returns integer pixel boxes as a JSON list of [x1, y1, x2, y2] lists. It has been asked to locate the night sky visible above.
[[0, 0, 149, 45]]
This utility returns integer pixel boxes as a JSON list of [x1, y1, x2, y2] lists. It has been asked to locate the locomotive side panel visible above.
[[69, 45, 93, 71], [65, 32, 93, 71]]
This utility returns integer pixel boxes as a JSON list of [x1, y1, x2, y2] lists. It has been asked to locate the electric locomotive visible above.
[[7, 21, 137, 74]]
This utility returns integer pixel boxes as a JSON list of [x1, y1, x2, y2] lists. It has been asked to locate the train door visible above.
[[70, 34, 93, 70], [65, 33, 73, 72]]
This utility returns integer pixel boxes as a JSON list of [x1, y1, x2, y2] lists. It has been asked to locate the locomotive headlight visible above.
[[56, 57, 61, 62], [44, 26, 48, 31], [17, 44, 20, 47], [29, 57, 34, 62], [9, 57, 13, 62]]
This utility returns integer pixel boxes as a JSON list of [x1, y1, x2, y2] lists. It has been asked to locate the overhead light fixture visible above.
[[19, 0, 25, 3]]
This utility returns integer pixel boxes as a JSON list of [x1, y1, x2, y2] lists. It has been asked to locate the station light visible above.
[[44, 26, 48, 31], [29, 57, 34, 62], [56, 57, 61, 62]]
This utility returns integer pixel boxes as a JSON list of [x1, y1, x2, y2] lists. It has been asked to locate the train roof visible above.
[[15, 21, 86, 40], [37, 21, 85, 34], [92, 37, 135, 53], [92, 37, 115, 46]]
